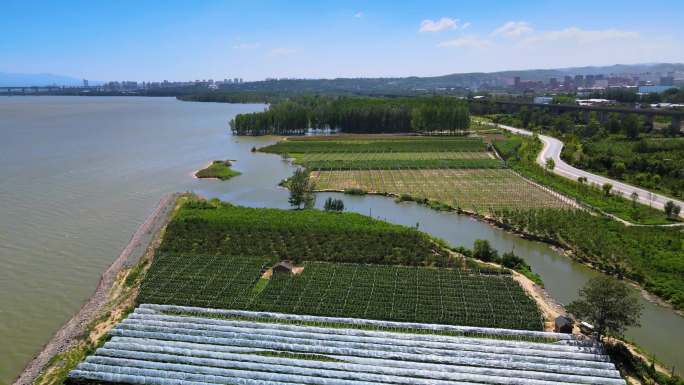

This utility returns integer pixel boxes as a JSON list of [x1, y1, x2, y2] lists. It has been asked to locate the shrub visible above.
[[324, 197, 345, 212]]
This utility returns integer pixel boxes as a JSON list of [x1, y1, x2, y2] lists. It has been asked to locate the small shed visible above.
[[272, 260, 294, 275], [554, 315, 574, 334]]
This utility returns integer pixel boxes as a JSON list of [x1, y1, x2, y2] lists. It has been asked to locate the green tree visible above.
[[630, 191, 639, 208], [545, 158, 556, 172], [567, 276, 643, 340], [622, 114, 641, 139], [610, 162, 626, 178], [473, 239, 498, 262], [288, 168, 316, 209], [583, 119, 601, 138], [607, 113, 622, 134], [602, 183, 613, 197], [664, 201, 681, 219]]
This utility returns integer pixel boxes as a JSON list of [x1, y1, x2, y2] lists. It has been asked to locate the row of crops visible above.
[[139, 255, 544, 330], [138, 254, 272, 309], [160, 201, 452, 266], [253, 262, 543, 330], [260, 137, 487, 153], [303, 158, 505, 170], [67, 304, 626, 385], [312, 168, 570, 213], [297, 151, 494, 161]]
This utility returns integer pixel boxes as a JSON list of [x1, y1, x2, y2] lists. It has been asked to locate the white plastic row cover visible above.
[[98, 341, 625, 385], [120, 317, 605, 362], [125, 313, 603, 356], [113, 322, 613, 370], [108, 329, 620, 377], [137, 304, 575, 340]]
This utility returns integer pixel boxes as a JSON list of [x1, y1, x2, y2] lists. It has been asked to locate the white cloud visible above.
[[269, 47, 296, 56], [522, 27, 639, 45], [461, 22, 471, 29], [492, 21, 533, 38], [438, 36, 491, 49], [354, 11, 364, 18], [233, 42, 260, 49], [419, 17, 458, 33]]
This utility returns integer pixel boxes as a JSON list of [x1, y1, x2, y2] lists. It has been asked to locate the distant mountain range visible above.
[[3, 63, 682, 89], [0, 72, 98, 87], [220, 63, 684, 95]]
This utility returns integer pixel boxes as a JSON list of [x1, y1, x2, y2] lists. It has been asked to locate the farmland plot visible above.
[[296, 151, 494, 161], [265, 136, 572, 213], [137, 255, 543, 330], [312, 168, 569, 213], [251, 262, 544, 330], [138, 254, 272, 309], [260, 137, 487, 153]]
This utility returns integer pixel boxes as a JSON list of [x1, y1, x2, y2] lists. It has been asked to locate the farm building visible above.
[[272, 260, 294, 275], [554, 315, 574, 333]]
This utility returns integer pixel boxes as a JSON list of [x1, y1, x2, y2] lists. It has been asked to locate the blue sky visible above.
[[2, 0, 683, 81]]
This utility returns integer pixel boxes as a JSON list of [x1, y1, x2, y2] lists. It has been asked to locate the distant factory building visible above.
[[533, 96, 553, 104], [638, 85, 677, 94]]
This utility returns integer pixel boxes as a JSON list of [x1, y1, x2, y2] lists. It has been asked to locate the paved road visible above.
[[494, 123, 684, 218]]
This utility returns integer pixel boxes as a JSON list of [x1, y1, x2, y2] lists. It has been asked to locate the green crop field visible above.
[[260, 137, 487, 153], [296, 151, 494, 161], [312, 168, 569, 212], [139, 254, 272, 309], [136, 199, 544, 330], [160, 199, 453, 266], [138, 255, 543, 330], [304, 158, 505, 170], [253, 262, 543, 330]]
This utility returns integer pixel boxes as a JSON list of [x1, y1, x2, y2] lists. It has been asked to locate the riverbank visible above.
[[12, 193, 180, 385]]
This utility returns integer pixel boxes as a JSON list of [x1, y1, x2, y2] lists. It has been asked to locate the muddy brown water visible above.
[[0, 96, 681, 383]]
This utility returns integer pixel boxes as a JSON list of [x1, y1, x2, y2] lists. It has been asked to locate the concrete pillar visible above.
[[644, 114, 654, 131], [598, 111, 608, 124], [582, 110, 591, 123], [672, 115, 682, 132]]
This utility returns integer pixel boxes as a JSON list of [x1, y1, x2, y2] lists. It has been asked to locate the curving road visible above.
[[493, 123, 684, 219]]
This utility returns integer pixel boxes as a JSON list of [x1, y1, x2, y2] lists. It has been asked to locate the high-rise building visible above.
[[549, 78, 559, 89], [513, 76, 521, 89], [83, 79, 89, 87], [574, 75, 585, 87], [563, 75, 573, 89], [585, 74, 595, 87]]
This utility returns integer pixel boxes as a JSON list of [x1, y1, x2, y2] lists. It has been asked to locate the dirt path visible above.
[[511, 272, 566, 332], [12, 193, 178, 385]]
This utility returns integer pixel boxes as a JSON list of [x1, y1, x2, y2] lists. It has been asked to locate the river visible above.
[[0, 96, 681, 384]]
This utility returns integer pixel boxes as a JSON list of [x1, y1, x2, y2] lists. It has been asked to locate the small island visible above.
[[194, 160, 241, 180]]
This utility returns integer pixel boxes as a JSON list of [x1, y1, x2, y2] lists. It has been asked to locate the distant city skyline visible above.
[[2, 0, 684, 81]]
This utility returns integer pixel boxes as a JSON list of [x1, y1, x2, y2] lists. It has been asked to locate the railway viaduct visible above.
[[472, 100, 683, 131]]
